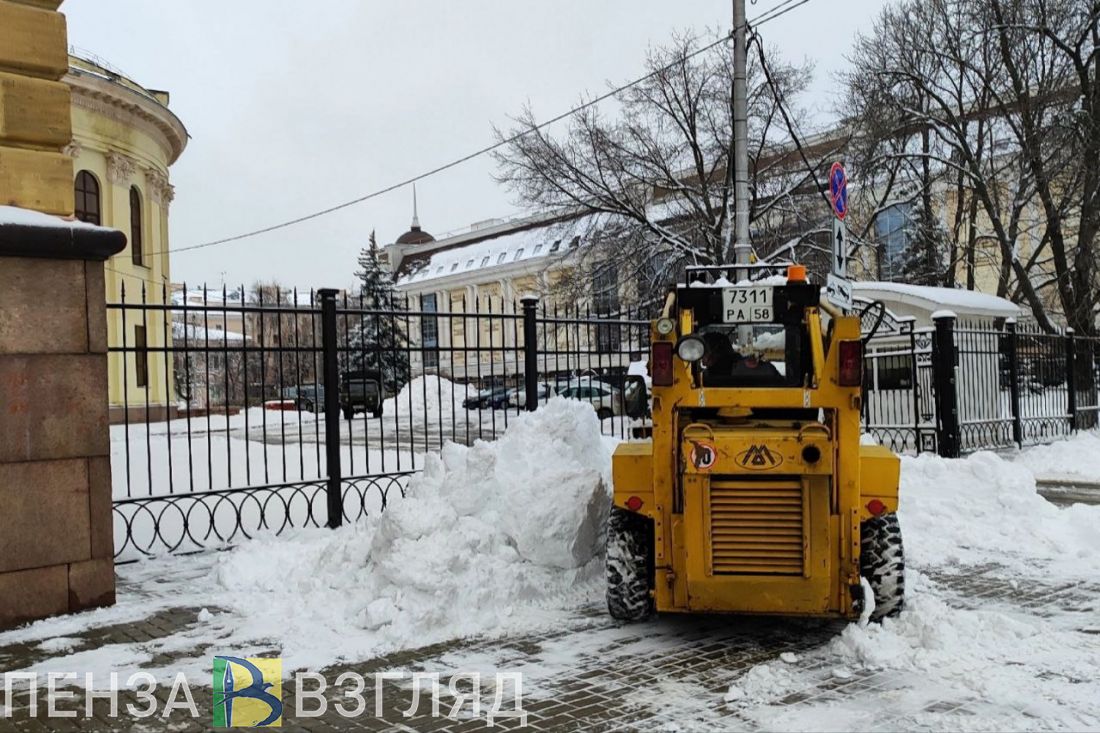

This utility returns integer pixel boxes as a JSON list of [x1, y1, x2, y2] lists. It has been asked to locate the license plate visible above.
[[722, 287, 774, 323]]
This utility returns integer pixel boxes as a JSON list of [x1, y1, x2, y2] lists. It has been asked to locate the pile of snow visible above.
[[381, 375, 478, 422], [1009, 429, 1100, 482], [899, 450, 1100, 576], [205, 398, 611, 671]]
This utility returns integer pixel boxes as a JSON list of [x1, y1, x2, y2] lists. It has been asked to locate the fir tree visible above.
[[898, 207, 948, 286], [348, 230, 410, 392]]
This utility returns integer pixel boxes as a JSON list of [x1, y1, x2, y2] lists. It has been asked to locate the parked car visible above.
[[556, 375, 650, 420], [463, 387, 511, 410], [557, 378, 624, 420], [508, 383, 557, 409], [340, 370, 383, 419], [281, 384, 324, 413]]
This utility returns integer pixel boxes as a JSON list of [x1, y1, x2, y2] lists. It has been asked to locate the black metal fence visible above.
[[861, 309, 1100, 456], [108, 284, 1100, 561], [107, 284, 650, 560]]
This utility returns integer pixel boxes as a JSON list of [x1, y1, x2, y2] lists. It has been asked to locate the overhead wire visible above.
[[155, 0, 817, 257]]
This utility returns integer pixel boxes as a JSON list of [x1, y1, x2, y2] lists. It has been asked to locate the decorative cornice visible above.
[[144, 168, 175, 207], [106, 152, 137, 185], [66, 71, 188, 165], [62, 139, 82, 159]]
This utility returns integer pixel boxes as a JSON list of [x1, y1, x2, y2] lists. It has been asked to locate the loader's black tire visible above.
[[860, 513, 905, 621], [606, 506, 654, 622]]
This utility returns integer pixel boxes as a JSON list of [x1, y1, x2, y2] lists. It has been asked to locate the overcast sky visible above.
[[63, 0, 891, 291]]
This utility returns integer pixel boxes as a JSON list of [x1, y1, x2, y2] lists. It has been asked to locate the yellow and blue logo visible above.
[[212, 656, 283, 727]]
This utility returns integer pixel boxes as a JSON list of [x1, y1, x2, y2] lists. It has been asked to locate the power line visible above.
[[161, 0, 816, 257], [750, 28, 833, 213]]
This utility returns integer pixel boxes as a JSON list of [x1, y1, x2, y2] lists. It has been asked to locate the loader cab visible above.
[[606, 264, 906, 625]]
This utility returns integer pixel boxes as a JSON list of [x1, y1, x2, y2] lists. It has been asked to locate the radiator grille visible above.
[[709, 478, 805, 575]]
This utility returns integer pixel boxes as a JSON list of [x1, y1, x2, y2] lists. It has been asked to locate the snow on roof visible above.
[[173, 322, 247, 344], [396, 217, 587, 287], [851, 281, 1019, 318], [0, 205, 110, 231]]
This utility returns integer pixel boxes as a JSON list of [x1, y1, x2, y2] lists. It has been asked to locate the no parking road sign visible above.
[[828, 161, 848, 220], [828, 161, 849, 282]]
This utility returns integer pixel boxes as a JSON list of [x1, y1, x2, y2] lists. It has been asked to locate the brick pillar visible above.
[[0, 0, 127, 629]]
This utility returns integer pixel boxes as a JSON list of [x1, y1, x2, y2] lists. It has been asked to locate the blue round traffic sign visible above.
[[829, 162, 848, 220]]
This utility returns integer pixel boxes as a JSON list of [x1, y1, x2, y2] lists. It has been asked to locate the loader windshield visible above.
[[675, 281, 818, 388], [698, 325, 804, 387]]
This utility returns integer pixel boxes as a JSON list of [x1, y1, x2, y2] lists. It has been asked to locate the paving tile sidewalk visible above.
[[1, 569, 1097, 731]]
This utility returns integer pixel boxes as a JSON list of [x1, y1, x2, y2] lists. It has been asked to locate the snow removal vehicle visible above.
[[607, 264, 904, 622]]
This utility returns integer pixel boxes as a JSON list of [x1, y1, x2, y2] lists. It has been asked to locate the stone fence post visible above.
[[0, 217, 126, 628], [0, 0, 127, 628]]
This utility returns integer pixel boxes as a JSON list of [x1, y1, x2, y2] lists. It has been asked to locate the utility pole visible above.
[[731, 0, 751, 277]]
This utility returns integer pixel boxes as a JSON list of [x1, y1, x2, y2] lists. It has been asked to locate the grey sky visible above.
[[63, 0, 890, 291]]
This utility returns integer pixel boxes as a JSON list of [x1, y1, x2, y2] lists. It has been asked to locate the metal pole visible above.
[[1065, 327, 1077, 431], [1006, 319, 1023, 447], [319, 288, 343, 528], [732, 0, 751, 274], [932, 312, 961, 458], [522, 296, 539, 411]]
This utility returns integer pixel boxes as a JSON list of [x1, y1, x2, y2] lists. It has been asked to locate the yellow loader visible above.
[[607, 264, 904, 622]]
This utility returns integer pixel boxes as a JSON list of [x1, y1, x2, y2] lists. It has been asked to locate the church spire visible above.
[[411, 184, 420, 230]]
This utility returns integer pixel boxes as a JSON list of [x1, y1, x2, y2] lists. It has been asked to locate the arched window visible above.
[[74, 171, 100, 225], [130, 186, 144, 266]]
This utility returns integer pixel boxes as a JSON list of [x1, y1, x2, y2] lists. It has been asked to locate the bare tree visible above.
[[494, 31, 835, 306], [844, 0, 1100, 337]]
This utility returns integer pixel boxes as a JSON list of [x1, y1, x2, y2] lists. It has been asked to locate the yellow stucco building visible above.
[[65, 51, 188, 420]]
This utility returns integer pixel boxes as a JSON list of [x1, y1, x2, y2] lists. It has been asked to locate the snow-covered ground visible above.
[[6, 407, 1100, 729], [724, 444, 1100, 730]]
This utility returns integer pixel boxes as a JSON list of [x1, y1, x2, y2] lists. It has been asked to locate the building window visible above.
[[533, 244, 543, 255], [421, 294, 439, 368], [480, 256, 490, 267], [74, 171, 101, 225], [593, 263, 621, 352], [130, 186, 145, 266], [134, 325, 148, 387], [450, 262, 459, 272], [513, 248, 524, 261], [875, 203, 911, 280], [496, 253, 507, 265], [465, 259, 474, 269]]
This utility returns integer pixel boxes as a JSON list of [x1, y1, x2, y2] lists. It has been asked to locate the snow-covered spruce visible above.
[[859, 513, 905, 620], [605, 506, 653, 622]]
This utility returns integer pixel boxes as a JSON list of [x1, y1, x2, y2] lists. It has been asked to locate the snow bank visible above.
[[381, 375, 478, 421], [207, 398, 612, 671], [899, 450, 1100, 576], [1010, 429, 1100, 482]]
